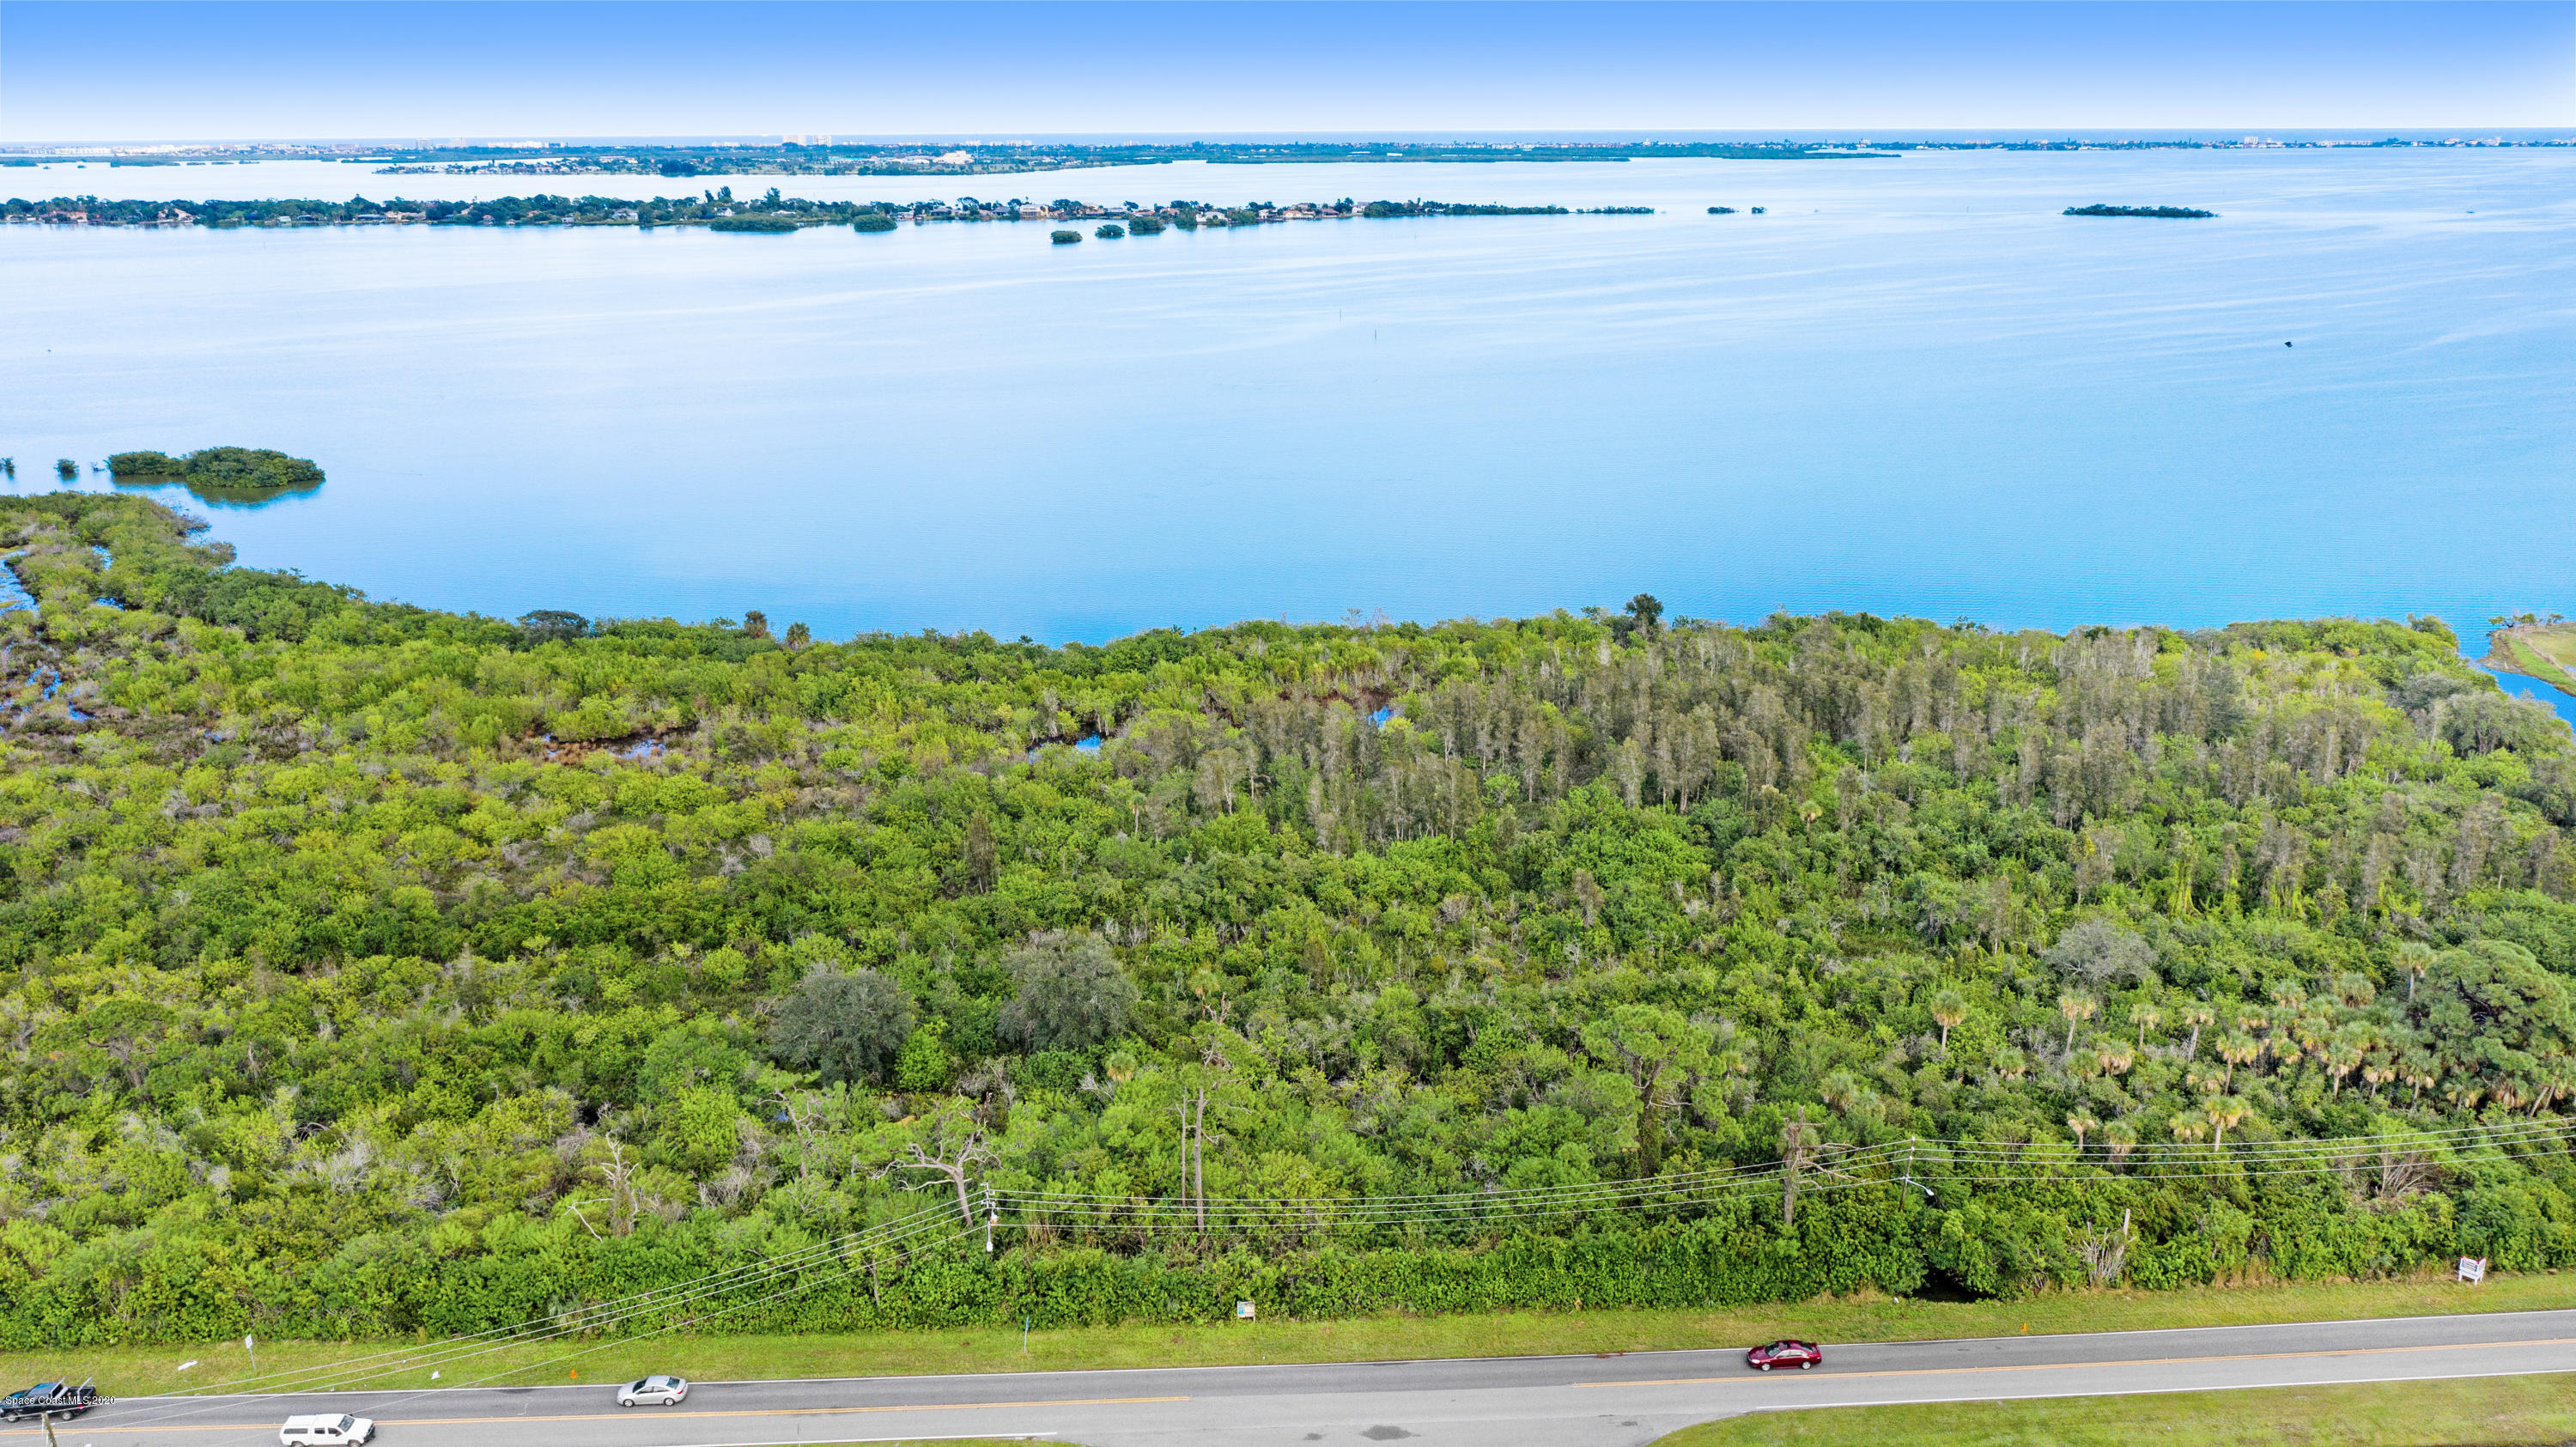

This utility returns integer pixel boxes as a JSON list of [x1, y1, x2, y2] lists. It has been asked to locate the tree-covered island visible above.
[[1, 489, 2575, 1345], [107, 447, 325, 502], [2064, 204, 2219, 218]]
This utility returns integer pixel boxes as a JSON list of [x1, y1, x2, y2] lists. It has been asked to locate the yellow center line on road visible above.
[[0, 1395, 1188, 1437], [1578, 1335, 2576, 1389]]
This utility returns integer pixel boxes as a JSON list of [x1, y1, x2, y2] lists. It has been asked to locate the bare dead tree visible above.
[[768, 1090, 825, 1183], [875, 1116, 995, 1226], [597, 1139, 644, 1236]]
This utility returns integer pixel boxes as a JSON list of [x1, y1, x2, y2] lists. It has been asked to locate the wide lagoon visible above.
[[3, 149, 2571, 655]]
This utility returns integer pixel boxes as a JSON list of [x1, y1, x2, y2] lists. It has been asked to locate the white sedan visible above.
[[616, 1375, 689, 1407]]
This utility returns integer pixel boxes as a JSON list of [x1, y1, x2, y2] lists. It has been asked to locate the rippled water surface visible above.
[[3, 149, 2570, 644]]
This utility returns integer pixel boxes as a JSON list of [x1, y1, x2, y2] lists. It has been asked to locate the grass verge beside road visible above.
[[1649, 1372, 2576, 1446], [6, 1270, 2569, 1399]]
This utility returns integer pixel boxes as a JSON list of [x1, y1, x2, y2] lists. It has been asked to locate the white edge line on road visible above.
[[105, 1302, 2576, 1406], [1579, 1335, 2576, 1388], [1726, 1360, 2576, 1417], [0, 1428, 1071, 1444], [647, 1437, 1056, 1446], [683, 1303, 2576, 1383]]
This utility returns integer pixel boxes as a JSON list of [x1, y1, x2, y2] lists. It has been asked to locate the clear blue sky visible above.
[[2, 2, 2567, 143]]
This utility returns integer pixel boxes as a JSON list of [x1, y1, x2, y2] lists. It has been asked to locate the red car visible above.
[[1747, 1340, 1822, 1371]]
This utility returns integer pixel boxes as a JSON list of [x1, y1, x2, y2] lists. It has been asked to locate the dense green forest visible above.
[[4, 491, 2576, 1350]]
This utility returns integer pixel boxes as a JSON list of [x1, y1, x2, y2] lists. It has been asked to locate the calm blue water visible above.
[[3, 149, 2571, 664]]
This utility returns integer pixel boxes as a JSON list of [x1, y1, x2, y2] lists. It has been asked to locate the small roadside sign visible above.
[[1236, 1301, 1256, 1319], [2458, 1256, 2488, 1284]]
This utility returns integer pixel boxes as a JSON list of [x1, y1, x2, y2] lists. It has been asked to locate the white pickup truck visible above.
[[279, 1413, 376, 1444]]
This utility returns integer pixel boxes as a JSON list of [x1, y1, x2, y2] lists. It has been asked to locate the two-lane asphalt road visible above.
[[17, 1308, 2575, 1447]]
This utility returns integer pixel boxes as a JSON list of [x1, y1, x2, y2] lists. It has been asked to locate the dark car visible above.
[[1, 1380, 103, 1420], [1746, 1340, 1822, 1371]]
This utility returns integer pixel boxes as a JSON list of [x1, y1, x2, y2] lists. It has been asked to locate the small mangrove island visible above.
[[108, 447, 325, 502], [2063, 204, 2218, 218]]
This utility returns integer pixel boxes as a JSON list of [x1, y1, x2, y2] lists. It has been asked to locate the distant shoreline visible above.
[[15, 133, 2570, 179], [2, 193, 1671, 231], [6, 139, 1897, 179]]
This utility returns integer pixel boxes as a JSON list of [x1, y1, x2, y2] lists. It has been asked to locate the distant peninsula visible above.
[[2063, 204, 2217, 218], [4, 192, 1656, 232], [2483, 619, 2576, 698]]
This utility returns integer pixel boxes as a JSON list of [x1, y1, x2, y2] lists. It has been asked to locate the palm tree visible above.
[[2205, 1095, 2249, 1148], [2058, 991, 2099, 1055], [2403, 1049, 2439, 1108], [1993, 1045, 2028, 1082], [2311, 998, 2342, 1044], [2332, 970, 2376, 1008], [2360, 1052, 2397, 1100], [2067, 1110, 2099, 1152], [2325, 1024, 2369, 1096], [2180, 1004, 2216, 1060], [2103, 1116, 2139, 1164], [2129, 1002, 2164, 1051], [2216, 1031, 2260, 1089], [2395, 940, 2434, 1001], [1929, 988, 1967, 1055]]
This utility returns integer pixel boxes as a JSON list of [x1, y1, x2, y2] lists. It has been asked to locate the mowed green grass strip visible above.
[[2518, 626, 2576, 674], [1649, 1371, 2576, 1447], [2506, 636, 2568, 683], [6, 1271, 2573, 1397]]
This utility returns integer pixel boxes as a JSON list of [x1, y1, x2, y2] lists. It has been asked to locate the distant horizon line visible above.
[[9, 126, 2573, 149]]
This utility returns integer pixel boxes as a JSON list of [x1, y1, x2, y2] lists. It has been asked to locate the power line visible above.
[[82, 1115, 2576, 1426], [99, 1207, 965, 1435]]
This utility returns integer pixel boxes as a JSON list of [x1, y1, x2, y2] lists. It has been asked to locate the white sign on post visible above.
[[2458, 1256, 2488, 1284], [1236, 1301, 1256, 1319]]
